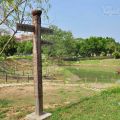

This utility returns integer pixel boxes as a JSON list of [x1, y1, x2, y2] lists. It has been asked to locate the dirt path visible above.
[[80, 83, 118, 91], [0, 83, 33, 88], [0, 81, 118, 91]]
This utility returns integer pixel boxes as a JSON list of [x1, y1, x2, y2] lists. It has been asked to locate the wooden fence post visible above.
[[17, 75, 19, 83], [23, 70, 24, 76], [5, 73, 7, 83], [14, 69, 15, 75], [28, 74, 29, 83]]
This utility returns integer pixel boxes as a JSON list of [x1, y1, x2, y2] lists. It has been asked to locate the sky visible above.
[[45, 0, 120, 42]]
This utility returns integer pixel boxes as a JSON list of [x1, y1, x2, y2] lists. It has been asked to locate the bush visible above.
[[100, 52, 106, 56], [0, 35, 17, 57], [112, 51, 120, 59]]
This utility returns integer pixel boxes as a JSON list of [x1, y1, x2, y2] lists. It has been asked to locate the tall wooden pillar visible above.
[[32, 10, 43, 115]]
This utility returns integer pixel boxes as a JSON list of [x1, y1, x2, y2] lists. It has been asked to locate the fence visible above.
[[0, 65, 56, 83], [0, 70, 33, 83]]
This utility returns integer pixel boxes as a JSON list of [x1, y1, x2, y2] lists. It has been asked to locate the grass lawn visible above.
[[1, 85, 120, 120], [50, 87, 120, 120], [0, 58, 120, 119], [0, 82, 95, 120]]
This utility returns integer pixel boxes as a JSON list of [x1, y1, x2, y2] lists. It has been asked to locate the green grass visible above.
[[0, 99, 12, 119], [65, 67, 120, 83], [63, 59, 120, 66], [56, 59, 120, 83], [0, 84, 95, 120], [50, 87, 120, 120], [0, 58, 120, 83], [0, 99, 12, 108], [0, 98, 34, 120]]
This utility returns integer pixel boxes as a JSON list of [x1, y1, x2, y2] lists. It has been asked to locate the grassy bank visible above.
[[64, 67, 120, 83], [50, 87, 120, 120], [0, 58, 120, 119], [60, 59, 120, 83], [0, 58, 120, 83]]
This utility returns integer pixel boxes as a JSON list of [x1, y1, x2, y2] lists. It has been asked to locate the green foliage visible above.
[[0, 99, 12, 108], [0, 35, 17, 57], [1, 26, 120, 59], [17, 41, 33, 55], [100, 52, 106, 56], [101, 87, 120, 96], [0, 0, 51, 29], [0, 99, 12, 119], [74, 37, 116, 57], [42, 25, 76, 58], [42, 26, 119, 59], [112, 51, 120, 59]]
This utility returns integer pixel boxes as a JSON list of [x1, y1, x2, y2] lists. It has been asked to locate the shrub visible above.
[[112, 51, 120, 59], [100, 52, 106, 56]]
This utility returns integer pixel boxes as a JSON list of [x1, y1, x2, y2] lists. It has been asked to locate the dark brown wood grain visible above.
[[32, 10, 43, 115]]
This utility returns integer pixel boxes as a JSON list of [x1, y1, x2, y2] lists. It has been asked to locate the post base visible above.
[[25, 112, 52, 120]]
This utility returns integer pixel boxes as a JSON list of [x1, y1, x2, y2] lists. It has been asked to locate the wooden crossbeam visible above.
[[16, 23, 34, 32], [16, 23, 53, 34], [41, 40, 53, 45]]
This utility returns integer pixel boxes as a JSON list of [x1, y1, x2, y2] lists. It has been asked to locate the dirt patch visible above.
[[0, 81, 116, 120], [80, 83, 119, 91]]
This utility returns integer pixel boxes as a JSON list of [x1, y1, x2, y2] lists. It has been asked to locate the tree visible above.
[[85, 37, 106, 56], [61, 31, 76, 57], [112, 51, 120, 59], [74, 38, 87, 57], [0, 35, 17, 57], [106, 37, 116, 55], [42, 25, 76, 59], [73, 36, 119, 58], [24, 41, 33, 54], [0, 0, 50, 54], [17, 41, 33, 55]]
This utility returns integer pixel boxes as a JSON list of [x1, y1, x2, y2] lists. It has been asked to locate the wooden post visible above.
[[23, 70, 24, 76], [28, 74, 30, 83], [14, 69, 15, 75], [5, 73, 7, 83], [31, 69, 33, 75], [32, 10, 43, 115], [17, 75, 19, 83], [16, 9, 53, 119]]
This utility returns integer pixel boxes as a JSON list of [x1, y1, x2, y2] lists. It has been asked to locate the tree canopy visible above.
[[42, 26, 120, 59], [0, 25, 120, 59], [0, 0, 50, 54]]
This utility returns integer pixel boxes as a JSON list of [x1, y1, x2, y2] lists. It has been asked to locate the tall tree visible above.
[[42, 25, 76, 59]]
